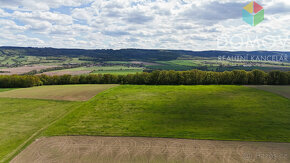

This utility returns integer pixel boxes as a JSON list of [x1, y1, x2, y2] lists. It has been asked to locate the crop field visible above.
[[129, 61, 160, 66], [0, 55, 91, 67], [0, 98, 79, 162], [1, 52, 289, 75], [43, 66, 144, 75], [42, 70, 92, 76], [90, 69, 143, 75], [147, 59, 290, 71], [0, 52, 289, 75], [157, 60, 218, 67], [12, 136, 290, 163], [105, 61, 159, 65], [0, 84, 118, 101], [44, 85, 290, 142], [1, 85, 290, 162], [0, 85, 117, 162], [163, 59, 290, 67], [0, 65, 58, 75]]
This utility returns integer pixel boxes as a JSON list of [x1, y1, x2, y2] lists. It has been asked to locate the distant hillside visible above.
[[0, 46, 289, 62]]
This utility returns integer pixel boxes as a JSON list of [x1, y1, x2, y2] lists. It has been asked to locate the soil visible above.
[[11, 136, 290, 163]]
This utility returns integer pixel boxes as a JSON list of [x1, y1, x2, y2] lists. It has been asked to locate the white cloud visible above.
[[0, 8, 10, 17], [0, 19, 28, 31], [0, 0, 289, 50], [12, 11, 73, 25], [0, 0, 94, 11]]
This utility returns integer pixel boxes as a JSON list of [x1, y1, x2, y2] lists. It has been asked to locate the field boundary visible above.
[[0, 84, 119, 101], [0, 102, 81, 163], [1, 85, 120, 163], [245, 85, 290, 99]]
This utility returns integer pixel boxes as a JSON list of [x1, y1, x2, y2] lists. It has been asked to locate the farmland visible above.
[[0, 85, 116, 162], [0, 98, 79, 161], [0, 47, 289, 76], [12, 136, 290, 163], [0, 85, 290, 162], [0, 55, 90, 67], [0, 88, 15, 93], [0, 65, 58, 75], [1, 0, 290, 161], [148, 59, 290, 71], [43, 85, 290, 142], [0, 84, 118, 101], [246, 85, 290, 99], [42, 66, 144, 76]]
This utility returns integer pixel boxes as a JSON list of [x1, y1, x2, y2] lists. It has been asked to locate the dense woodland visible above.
[[0, 69, 289, 88], [1, 47, 289, 62]]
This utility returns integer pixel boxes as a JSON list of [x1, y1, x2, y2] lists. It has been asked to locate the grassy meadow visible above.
[[44, 85, 290, 142], [0, 98, 79, 162]]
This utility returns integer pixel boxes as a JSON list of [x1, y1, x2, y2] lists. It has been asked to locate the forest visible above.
[[1, 47, 289, 62], [0, 69, 289, 88]]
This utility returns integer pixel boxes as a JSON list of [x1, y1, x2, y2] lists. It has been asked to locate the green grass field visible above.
[[90, 69, 143, 75], [0, 98, 79, 161], [0, 88, 15, 93], [148, 59, 290, 71], [48, 66, 143, 75], [44, 85, 290, 142], [163, 59, 290, 68]]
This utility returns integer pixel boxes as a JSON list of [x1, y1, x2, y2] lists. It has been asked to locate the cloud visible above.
[[25, 20, 52, 32], [0, 0, 289, 51], [0, 0, 94, 11], [123, 11, 154, 24], [12, 11, 73, 25], [0, 8, 10, 17], [102, 30, 130, 37], [0, 19, 28, 31], [266, 2, 290, 15], [180, 2, 247, 24]]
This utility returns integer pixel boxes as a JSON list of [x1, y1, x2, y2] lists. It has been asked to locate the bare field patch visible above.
[[0, 65, 58, 75], [12, 136, 290, 163], [246, 85, 290, 99], [130, 61, 160, 66], [42, 70, 92, 76], [0, 84, 118, 101]]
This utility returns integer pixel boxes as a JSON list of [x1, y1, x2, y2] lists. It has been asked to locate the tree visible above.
[[248, 69, 266, 85], [268, 71, 288, 85], [231, 70, 248, 85]]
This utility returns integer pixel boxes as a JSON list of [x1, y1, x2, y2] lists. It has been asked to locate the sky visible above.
[[0, 0, 290, 51]]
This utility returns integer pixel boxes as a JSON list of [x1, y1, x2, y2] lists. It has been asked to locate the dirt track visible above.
[[11, 136, 290, 163]]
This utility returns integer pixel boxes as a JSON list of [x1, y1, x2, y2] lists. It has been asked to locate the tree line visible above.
[[0, 69, 289, 88]]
